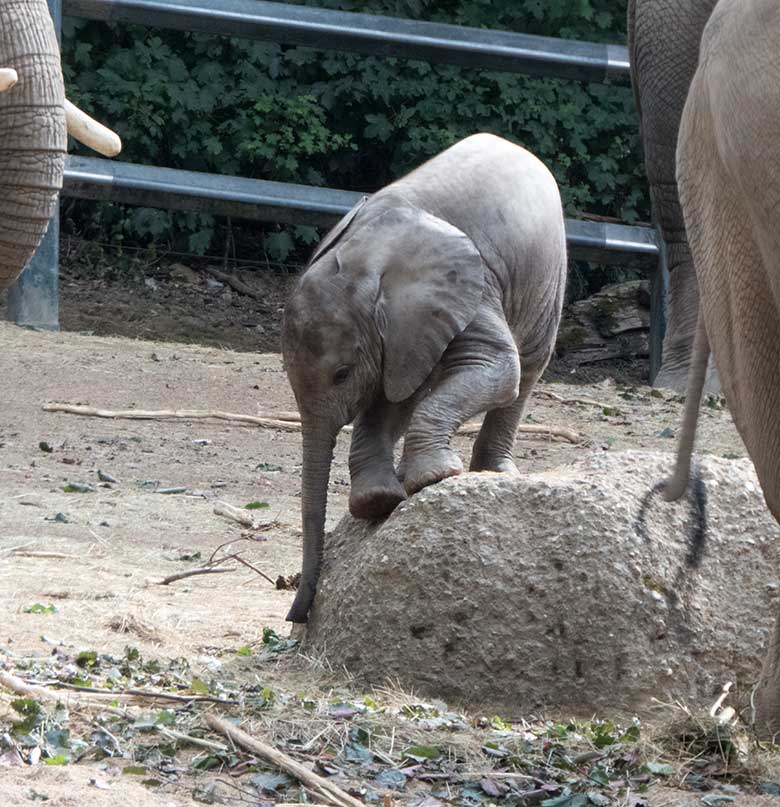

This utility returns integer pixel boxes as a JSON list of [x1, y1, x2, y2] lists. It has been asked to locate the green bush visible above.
[[61, 0, 648, 293]]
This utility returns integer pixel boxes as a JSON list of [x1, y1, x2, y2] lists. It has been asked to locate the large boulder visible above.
[[305, 452, 780, 716]]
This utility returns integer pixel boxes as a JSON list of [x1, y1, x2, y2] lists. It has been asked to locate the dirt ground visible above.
[[0, 267, 775, 806]]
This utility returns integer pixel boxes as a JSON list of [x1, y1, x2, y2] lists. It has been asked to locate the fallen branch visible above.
[[43, 403, 582, 443], [460, 422, 582, 444], [26, 679, 237, 705], [156, 566, 235, 586], [213, 501, 255, 528], [535, 390, 610, 409], [0, 671, 130, 716], [159, 727, 229, 752], [43, 403, 304, 432], [224, 553, 276, 586], [203, 266, 268, 304], [206, 714, 365, 807], [9, 551, 75, 559]]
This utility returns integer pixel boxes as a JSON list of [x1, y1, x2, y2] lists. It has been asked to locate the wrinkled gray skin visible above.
[[282, 134, 566, 623], [0, 0, 66, 294], [628, 0, 719, 391], [662, 0, 780, 739]]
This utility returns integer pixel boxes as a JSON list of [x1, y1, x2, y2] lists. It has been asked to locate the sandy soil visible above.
[[0, 315, 759, 806]]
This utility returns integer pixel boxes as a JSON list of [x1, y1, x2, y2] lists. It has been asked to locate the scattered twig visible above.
[[204, 266, 265, 302], [0, 671, 130, 716], [213, 501, 256, 528], [159, 726, 230, 752], [25, 679, 238, 705], [43, 403, 581, 443], [156, 566, 235, 586], [460, 422, 583, 444], [206, 714, 366, 807], [42, 403, 304, 432], [223, 553, 276, 586], [535, 390, 610, 409], [9, 551, 75, 559], [93, 721, 123, 755]]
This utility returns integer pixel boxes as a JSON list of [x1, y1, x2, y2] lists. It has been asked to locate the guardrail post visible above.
[[648, 227, 668, 384], [5, 0, 62, 330]]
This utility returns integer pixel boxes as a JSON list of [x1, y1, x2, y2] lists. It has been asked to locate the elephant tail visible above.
[[662, 311, 710, 501], [635, 460, 708, 569]]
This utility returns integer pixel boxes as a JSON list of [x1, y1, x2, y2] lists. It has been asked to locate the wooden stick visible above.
[[213, 501, 256, 528], [27, 679, 237, 705], [0, 671, 129, 716], [156, 566, 236, 586], [535, 390, 610, 409], [159, 727, 229, 752], [227, 553, 276, 586], [203, 266, 267, 303], [43, 403, 582, 443], [463, 422, 583, 444], [205, 714, 365, 807], [43, 403, 305, 431], [10, 551, 75, 559]]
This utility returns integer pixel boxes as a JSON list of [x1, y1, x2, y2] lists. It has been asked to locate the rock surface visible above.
[[305, 452, 780, 717]]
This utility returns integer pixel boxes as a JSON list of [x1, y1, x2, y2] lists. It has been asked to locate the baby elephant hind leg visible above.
[[469, 367, 543, 475], [402, 305, 520, 496]]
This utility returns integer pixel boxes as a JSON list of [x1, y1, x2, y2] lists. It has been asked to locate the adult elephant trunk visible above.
[[0, 0, 67, 294], [628, 0, 719, 391], [286, 421, 339, 624]]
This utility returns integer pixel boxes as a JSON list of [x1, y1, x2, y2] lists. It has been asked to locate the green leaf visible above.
[[244, 501, 269, 510], [39, 441, 53, 453], [76, 650, 98, 669], [44, 754, 69, 766], [402, 745, 440, 762], [23, 603, 58, 615], [122, 765, 148, 775], [190, 678, 210, 694], [236, 645, 252, 657]]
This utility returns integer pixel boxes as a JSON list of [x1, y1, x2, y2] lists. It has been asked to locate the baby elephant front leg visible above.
[[402, 306, 520, 495], [349, 397, 411, 520]]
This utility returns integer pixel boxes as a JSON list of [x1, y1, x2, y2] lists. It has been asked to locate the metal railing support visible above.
[[6, 0, 62, 330]]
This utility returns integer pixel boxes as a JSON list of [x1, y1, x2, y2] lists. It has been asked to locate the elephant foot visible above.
[[469, 454, 520, 475], [349, 476, 406, 520], [403, 449, 463, 496]]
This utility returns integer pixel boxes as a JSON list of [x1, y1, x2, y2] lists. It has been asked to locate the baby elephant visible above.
[[283, 133, 567, 622]]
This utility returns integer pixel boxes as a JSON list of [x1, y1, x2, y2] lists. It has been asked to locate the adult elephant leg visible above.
[[349, 396, 413, 520], [676, 0, 780, 736], [756, 605, 780, 741], [402, 303, 520, 496], [628, 0, 718, 390], [0, 0, 66, 293]]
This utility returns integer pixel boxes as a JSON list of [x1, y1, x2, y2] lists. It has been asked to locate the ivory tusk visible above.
[[0, 69, 18, 92], [65, 98, 122, 158]]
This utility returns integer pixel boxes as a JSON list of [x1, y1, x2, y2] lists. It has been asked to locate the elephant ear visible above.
[[340, 204, 484, 403], [307, 195, 370, 266]]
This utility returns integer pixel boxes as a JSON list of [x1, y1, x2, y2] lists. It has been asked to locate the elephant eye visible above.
[[332, 366, 351, 386]]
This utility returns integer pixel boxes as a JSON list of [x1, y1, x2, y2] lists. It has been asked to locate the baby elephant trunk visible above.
[[286, 422, 338, 623]]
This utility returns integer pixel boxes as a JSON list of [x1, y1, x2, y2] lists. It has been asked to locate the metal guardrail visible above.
[[64, 0, 631, 84], [64, 156, 659, 266], [7, 0, 663, 375]]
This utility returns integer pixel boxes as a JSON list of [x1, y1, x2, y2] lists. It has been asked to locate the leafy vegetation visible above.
[[61, 0, 647, 293], [2, 637, 773, 804]]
